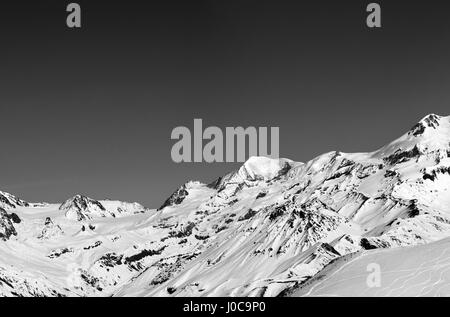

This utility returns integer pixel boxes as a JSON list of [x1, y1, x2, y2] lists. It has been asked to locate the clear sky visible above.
[[1, 0, 450, 207]]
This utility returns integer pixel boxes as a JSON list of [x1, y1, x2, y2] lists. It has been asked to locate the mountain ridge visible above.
[[0, 113, 449, 297]]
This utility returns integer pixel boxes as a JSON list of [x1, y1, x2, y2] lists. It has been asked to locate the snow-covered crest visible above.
[[0, 114, 450, 297], [0, 191, 29, 210]]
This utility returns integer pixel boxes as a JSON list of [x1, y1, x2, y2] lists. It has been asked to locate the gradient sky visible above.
[[1, 0, 450, 207]]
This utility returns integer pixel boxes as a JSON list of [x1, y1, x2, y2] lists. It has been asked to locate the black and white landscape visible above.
[[1, 113, 450, 297]]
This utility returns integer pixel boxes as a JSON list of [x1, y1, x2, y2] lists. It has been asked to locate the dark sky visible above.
[[1, 0, 450, 207]]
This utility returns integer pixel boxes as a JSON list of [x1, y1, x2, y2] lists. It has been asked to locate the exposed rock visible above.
[[0, 208, 17, 241], [157, 185, 189, 211]]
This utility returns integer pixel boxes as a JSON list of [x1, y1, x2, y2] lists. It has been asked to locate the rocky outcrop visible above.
[[60, 195, 109, 221], [0, 208, 17, 241], [0, 191, 29, 210], [157, 185, 189, 211]]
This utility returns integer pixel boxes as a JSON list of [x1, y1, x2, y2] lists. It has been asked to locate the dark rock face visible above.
[[157, 185, 189, 211], [207, 177, 223, 190], [48, 247, 73, 259], [194, 234, 209, 240], [423, 166, 450, 181], [423, 114, 441, 129], [59, 194, 109, 221], [238, 209, 258, 221], [169, 222, 195, 238], [384, 146, 421, 165], [38, 217, 64, 240], [269, 205, 286, 221], [98, 253, 123, 267], [0, 208, 17, 241], [59, 195, 106, 212], [8, 213, 21, 224], [409, 114, 441, 136], [80, 271, 103, 292], [272, 162, 293, 181], [410, 122, 426, 136], [0, 196, 15, 210], [124, 246, 166, 264], [167, 287, 176, 294], [360, 238, 379, 250], [408, 201, 421, 218], [360, 237, 391, 250], [0, 192, 29, 210], [384, 170, 399, 178], [320, 243, 341, 256], [256, 192, 267, 199], [83, 241, 102, 250]]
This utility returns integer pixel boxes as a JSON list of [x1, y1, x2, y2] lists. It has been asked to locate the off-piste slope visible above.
[[292, 237, 450, 297]]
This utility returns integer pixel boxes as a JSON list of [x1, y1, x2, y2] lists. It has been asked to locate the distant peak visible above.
[[72, 194, 85, 200], [157, 184, 189, 211], [419, 113, 443, 126], [0, 190, 30, 210], [67, 194, 93, 203], [60, 194, 105, 212]]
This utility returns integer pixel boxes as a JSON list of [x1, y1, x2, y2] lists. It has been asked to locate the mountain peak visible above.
[[59, 194, 106, 221], [207, 157, 299, 192], [0, 191, 30, 210], [409, 113, 446, 137], [374, 114, 450, 158], [240, 156, 294, 181], [59, 194, 105, 212]]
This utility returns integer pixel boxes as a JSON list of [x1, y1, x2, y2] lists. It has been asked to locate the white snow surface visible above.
[[292, 237, 450, 297]]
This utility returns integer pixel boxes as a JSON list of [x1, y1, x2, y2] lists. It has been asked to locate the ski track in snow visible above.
[[295, 238, 450, 297]]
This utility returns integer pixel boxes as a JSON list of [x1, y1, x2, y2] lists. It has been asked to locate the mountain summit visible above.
[[375, 114, 450, 159], [0, 191, 29, 210], [60, 194, 147, 221]]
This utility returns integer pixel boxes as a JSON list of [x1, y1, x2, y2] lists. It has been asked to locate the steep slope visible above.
[[0, 191, 30, 210], [0, 208, 18, 241], [375, 114, 450, 158]]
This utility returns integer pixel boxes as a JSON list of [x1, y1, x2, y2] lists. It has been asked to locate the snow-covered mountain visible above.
[[0, 191, 30, 210], [60, 194, 148, 221], [1, 114, 450, 297]]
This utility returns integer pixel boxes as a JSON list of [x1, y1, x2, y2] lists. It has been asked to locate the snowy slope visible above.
[[0, 114, 450, 297], [291, 237, 450, 297]]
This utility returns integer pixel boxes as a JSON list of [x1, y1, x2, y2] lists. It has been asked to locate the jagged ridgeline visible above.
[[0, 114, 450, 296]]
